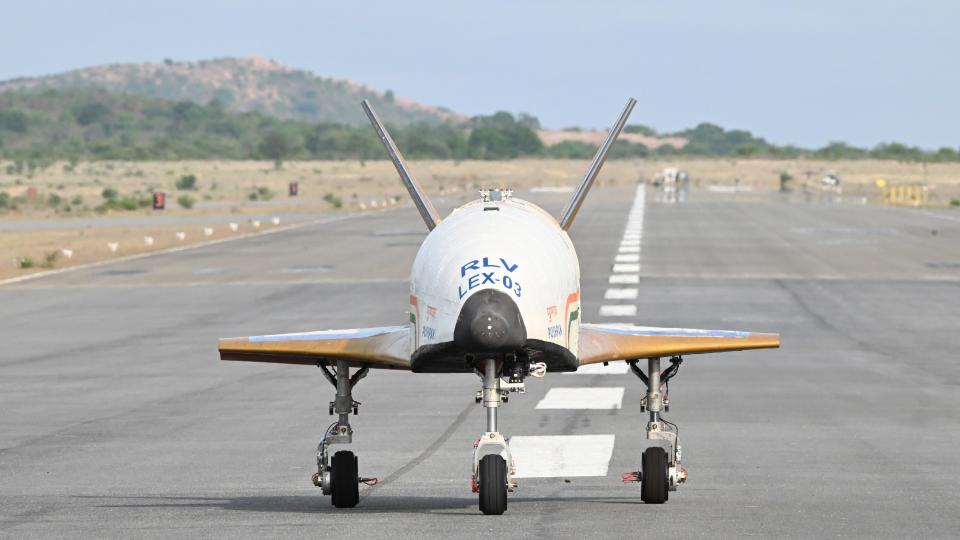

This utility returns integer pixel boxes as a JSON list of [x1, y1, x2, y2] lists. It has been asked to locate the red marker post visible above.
[[153, 192, 165, 210]]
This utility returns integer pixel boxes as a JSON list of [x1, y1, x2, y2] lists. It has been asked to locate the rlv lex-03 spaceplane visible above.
[[219, 98, 780, 515]]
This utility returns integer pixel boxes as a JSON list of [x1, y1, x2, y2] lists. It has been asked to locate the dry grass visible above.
[[1, 158, 958, 281]]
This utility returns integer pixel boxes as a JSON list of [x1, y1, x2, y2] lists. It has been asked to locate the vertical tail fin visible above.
[[558, 98, 637, 231], [361, 99, 442, 230]]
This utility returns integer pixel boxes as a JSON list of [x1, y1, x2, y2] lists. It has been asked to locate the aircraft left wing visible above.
[[219, 326, 411, 370], [578, 323, 779, 366]]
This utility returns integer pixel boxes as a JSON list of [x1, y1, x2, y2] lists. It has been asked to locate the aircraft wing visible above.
[[578, 323, 779, 366], [219, 326, 411, 370]]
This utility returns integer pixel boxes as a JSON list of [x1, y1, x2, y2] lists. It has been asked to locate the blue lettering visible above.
[[457, 257, 523, 300], [460, 260, 479, 278]]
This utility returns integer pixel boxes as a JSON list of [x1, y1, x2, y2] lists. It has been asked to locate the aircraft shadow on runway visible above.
[[74, 494, 646, 515]]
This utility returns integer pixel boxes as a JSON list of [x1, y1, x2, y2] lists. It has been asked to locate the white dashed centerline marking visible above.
[[510, 435, 616, 478], [614, 253, 640, 263], [564, 362, 630, 375], [599, 304, 637, 317], [609, 274, 639, 284], [536, 387, 624, 409], [604, 288, 638, 300], [612, 263, 640, 273]]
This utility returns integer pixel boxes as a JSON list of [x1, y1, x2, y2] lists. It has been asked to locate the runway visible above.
[[1, 186, 959, 537]]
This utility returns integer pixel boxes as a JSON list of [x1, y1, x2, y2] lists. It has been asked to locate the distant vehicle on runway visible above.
[[822, 173, 842, 192], [655, 167, 689, 203], [218, 99, 780, 515]]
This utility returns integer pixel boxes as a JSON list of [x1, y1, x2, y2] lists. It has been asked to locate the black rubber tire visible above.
[[331, 450, 359, 508], [641, 447, 669, 504], [478, 455, 508, 515]]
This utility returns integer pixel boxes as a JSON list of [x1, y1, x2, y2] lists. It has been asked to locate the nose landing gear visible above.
[[470, 356, 529, 515]]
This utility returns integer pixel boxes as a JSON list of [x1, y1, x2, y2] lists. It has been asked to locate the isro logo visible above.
[[546, 305, 562, 338], [457, 257, 523, 299]]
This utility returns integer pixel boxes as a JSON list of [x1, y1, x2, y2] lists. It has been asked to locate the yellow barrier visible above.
[[883, 184, 929, 206]]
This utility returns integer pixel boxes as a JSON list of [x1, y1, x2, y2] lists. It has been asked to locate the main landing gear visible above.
[[311, 359, 376, 508], [622, 356, 688, 504], [470, 356, 545, 515]]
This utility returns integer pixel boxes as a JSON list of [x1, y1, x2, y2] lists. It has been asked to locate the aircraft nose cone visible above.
[[470, 312, 510, 346], [454, 289, 527, 351]]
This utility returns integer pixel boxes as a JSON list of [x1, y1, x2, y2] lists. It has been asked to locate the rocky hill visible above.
[[0, 56, 463, 127]]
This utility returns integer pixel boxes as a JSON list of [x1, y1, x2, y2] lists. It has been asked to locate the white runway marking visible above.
[[604, 288, 638, 300], [536, 387, 624, 409], [510, 435, 616, 478], [612, 263, 640, 273], [564, 362, 630, 375], [619, 245, 640, 253], [609, 274, 639, 284], [614, 253, 640, 263], [599, 304, 637, 317]]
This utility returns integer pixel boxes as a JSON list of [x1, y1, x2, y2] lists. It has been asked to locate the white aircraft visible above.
[[219, 98, 779, 515]]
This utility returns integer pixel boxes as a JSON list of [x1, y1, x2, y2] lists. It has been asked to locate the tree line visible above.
[[0, 88, 956, 163]]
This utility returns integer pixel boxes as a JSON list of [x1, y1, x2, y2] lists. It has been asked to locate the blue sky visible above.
[[2, 1, 957, 148]]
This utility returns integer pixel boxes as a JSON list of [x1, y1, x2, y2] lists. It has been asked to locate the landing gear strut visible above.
[[623, 356, 687, 503], [311, 360, 375, 508], [471, 356, 536, 515]]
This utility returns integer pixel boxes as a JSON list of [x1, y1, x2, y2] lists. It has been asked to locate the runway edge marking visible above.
[[0, 209, 394, 287]]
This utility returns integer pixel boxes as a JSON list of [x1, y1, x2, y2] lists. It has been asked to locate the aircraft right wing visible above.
[[578, 323, 779, 366], [219, 326, 411, 370]]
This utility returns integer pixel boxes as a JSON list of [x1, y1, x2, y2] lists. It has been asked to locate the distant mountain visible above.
[[0, 56, 464, 127]]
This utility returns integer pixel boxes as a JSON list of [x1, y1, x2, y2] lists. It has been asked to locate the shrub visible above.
[[16, 256, 34, 269], [101, 187, 118, 200], [951, 198, 960, 207], [47, 193, 62, 208], [323, 193, 343, 208], [0, 191, 10, 210], [42, 251, 59, 268], [254, 186, 274, 201], [177, 195, 196, 209], [94, 195, 151, 213], [176, 174, 198, 190]]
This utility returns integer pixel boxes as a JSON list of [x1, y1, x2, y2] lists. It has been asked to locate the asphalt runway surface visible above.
[[1, 186, 958, 538]]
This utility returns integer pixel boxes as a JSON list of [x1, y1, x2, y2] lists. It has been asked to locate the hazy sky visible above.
[[2, 1, 957, 148]]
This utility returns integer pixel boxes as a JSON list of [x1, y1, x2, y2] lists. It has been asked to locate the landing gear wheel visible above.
[[331, 450, 359, 508], [478, 455, 507, 515], [641, 447, 669, 504]]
